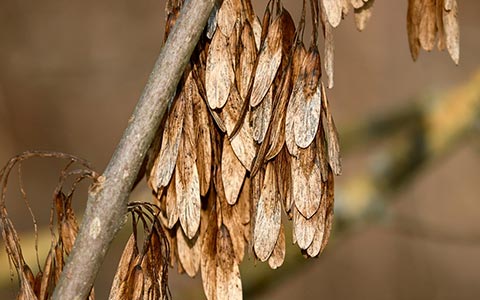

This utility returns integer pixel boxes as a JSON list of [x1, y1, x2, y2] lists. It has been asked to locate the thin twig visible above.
[[51, 1, 216, 299]]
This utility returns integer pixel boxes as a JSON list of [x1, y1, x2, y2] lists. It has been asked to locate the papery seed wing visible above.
[[217, 0, 241, 37], [268, 223, 286, 269], [320, 168, 335, 253], [418, 0, 437, 51], [442, 0, 459, 64], [252, 85, 273, 144], [216, 225, 242, 300], [321, 83, 342, 175], [294, 82, 321, 149], [238, 22, 258, 100], [222, 138, 246, 205], [266, 63, 292, 160], [176, 135, 201, 239], [253, 162, 282, 262], [206, 31, 234, 109], [230, 114, 256, 171], [292, 206, 317, 250], [192, 82, 212, 196], [176, 227, 201, 277], [201, 209, 217, 300], [306, 190, 327, 257], [322, 0, 342, 28], [250, 14, 283, 107], [151, 95, 184, 190]]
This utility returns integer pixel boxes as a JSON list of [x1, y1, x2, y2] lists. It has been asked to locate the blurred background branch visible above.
[[241, 70, 480, 298]]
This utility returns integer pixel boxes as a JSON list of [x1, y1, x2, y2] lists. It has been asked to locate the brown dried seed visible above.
[[109, 234, 138, 299], [216, 225, 242, 300], [165, 175, 179, 228], [191, 73, 212, 197], [130, 265, 144, 300], [253, 162, 282, 262], [201, 210, 217, 300], [320, 168, 335, 253], [292, 206, 317, 250], [222, 138, 246, 205], [306, 190, 327, 257], [443, 0, 459, 64], [274, 147, 293, 214], [265, 62, 292, 160], [176, 134, 201, 239], [252, 85, 273, 144], [250, 12, 283, 107], [151, 94, 184, 190], [238, 22, 258, 100], [268, 223, 286, 269], [219, 193, 247, 264], [436, 0, 446, 51], [285, 43, 307, 156], [324, 15, 335, 89], [418, 0, 437, 51], [321, 83, 342, 175], [294, 47, 322, 149], [323, 0, 342, 27], [176, 226, 201, 277], [217, 0, 241, 37], [407, 0, 421, 60], [230, 113, 256, 171], [219, 85, 244, 137], [206, 30, 234, 109]]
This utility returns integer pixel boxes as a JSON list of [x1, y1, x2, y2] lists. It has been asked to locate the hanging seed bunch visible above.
[[147, 0, 460, 299], [0, 152, 97, 300], [407, 0, 460, 64], [147, 0, 354, 298], [109, 202, 170, 300]]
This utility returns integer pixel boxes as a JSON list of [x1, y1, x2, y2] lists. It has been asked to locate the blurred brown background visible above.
[[1, 0, 479, 299]]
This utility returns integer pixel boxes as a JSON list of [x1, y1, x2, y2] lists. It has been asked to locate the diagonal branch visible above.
[[52, 1, 216, 299]]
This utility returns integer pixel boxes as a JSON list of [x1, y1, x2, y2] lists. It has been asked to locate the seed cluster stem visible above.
[[51, 1, 216, 299]]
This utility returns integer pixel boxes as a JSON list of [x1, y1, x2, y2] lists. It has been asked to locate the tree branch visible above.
[[52, 1, 215, 299]]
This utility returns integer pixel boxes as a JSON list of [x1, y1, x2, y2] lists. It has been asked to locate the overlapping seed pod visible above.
[[145, 0, 460, 299], [407, 0, 459, 64]]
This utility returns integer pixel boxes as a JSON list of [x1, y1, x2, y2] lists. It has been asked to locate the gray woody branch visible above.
[[52, 0, 216, 299]]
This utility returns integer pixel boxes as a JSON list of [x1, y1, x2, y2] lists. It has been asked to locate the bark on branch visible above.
[[52, 1, 216, 299]]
